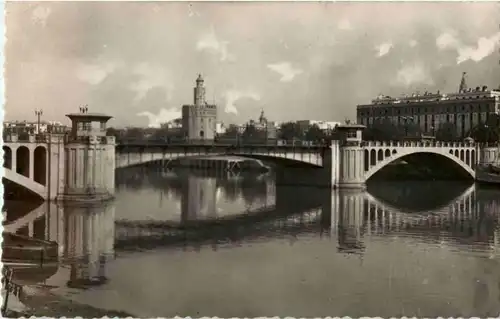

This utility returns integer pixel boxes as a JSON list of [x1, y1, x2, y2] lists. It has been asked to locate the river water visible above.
[[5, 166, 500, 317]]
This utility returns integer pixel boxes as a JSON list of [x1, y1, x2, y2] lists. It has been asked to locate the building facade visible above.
[[296, 120, 341, 133], [182, 75, 218, 141], [357, 74, 500, 139]]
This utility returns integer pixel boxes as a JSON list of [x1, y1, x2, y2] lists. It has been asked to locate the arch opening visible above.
[[34, 146, 47, 185], [377, 149, 383, 161], [370, 150, 376, 166], [364, 150, 369, 171], [3, 146, 12, 169], [384, 149, 391, 158], [16, 146, 30, 178], [366, 152, 475, 182], [199, 130, 204, 138]]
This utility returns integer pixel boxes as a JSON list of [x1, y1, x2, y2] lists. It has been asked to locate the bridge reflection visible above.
[[3, 175, 500, 289]]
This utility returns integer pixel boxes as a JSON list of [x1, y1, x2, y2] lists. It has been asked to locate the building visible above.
[[296, 120, 340, 133], [252, 110, 277, 139], [181, 75, 218, 141], [3, 120, 70, 135], [356, 73, 500, 138]]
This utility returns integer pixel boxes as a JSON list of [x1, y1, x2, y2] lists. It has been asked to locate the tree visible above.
[[279, 122, 303, 140], [122, 127, 146, 141], [363, 119, 402, 141], [305, 124, 325, 141], [219, 125, 240, 139], [241, 123, 266, 141], [470, 122, 499, 143], [435, 123, 458, 142], [106, 127, 120, 138]]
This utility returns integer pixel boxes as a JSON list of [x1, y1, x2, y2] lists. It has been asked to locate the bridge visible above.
[[2, 121, 498, 201], [363, 140, 477, 180], [114, 142, 326, 168]]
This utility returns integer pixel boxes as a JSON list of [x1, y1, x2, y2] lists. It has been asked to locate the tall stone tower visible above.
[[182, 74, 218, 141], [57, 110, 115, 202]]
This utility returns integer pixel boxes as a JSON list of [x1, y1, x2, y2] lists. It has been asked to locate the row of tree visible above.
[[107, 115, 500, 144]]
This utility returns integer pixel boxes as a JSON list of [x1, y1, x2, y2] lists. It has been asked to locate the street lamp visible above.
[[34, 109, 43, 134]]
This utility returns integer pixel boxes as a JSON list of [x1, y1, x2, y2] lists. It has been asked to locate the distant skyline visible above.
[[5, 2, 500, 128]]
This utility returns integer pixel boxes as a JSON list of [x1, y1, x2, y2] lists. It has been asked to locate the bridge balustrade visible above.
[[364, 140, 476, 148]]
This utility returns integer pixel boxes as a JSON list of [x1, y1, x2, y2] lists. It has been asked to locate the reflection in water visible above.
[[3, 167, 500, 317]]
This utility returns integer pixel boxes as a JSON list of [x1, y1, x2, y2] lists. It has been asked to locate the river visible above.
[[4, 166, 500, 317]]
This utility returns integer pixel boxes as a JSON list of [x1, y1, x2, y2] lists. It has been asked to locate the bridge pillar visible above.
[[47, 135, 66, 201], [479, 146, 498, 166], [56, 112, 115, 202], [335, 124, 367, 189]]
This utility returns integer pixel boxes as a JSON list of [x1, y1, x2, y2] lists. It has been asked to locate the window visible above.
[[100, 122, 106, 131], [346, 131, 357, 138]]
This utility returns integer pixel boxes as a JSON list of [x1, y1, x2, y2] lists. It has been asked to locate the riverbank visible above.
[[12, 285, 135, 318]]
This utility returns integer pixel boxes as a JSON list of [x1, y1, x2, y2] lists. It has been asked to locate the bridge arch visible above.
[[364, 149, 475, 182], [3, 145, 12, 169], [115, 148, 325, 169], [16, 146, 30, 178], [34, 146, 47, 185]]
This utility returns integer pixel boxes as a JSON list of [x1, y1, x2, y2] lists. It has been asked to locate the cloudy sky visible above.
[[5, 2, 500, 127]]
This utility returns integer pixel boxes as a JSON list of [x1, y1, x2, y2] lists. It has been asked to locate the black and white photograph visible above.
[[2, 1, 500, 317]]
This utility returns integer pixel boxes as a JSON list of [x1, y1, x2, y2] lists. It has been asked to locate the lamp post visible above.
[[34, 109, 43, 134]]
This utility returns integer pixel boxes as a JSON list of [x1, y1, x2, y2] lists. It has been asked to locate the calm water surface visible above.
[[5, 166, 500, 317]]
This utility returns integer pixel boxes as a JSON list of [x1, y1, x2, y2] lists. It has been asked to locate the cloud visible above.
[[223, 90, 261, 115], [409, 39, 418, 47], [267, 62, 303, 82], [393, 62, 434, 87], [196, 28, 234, 62], [31, 5, 51, 26], [436, 31, 500, 64], [436, 32, 460, 50], [136, 108, 181, 128], [76, 61, 120, 85], [129, 62, 174, 102], [375, 42, 393, 57], [337, 18, 352, 30], [456, 32, 500, 64]]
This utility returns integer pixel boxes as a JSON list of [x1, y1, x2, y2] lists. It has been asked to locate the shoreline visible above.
[[13, 284, 135, 318]]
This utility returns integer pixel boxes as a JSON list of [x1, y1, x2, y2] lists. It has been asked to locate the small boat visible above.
[[488, 164, 500, 174]]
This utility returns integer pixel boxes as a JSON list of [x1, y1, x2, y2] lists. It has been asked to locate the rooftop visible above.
[[65, 113, 113, 122], [360, 86, 500, 107]]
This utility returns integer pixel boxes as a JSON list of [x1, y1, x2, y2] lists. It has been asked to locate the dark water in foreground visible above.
[[4, 166, 500, 317]]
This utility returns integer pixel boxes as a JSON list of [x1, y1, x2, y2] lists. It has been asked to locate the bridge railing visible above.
[[363, 140, 477, 148], [3, 133, 48, 143], [117, 138, 326, 148]]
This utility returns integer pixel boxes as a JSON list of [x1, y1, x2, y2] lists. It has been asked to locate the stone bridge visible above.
[[115, 143, 326, 169], [362, 141, 477, 181], [3, 136, 50, 199]]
